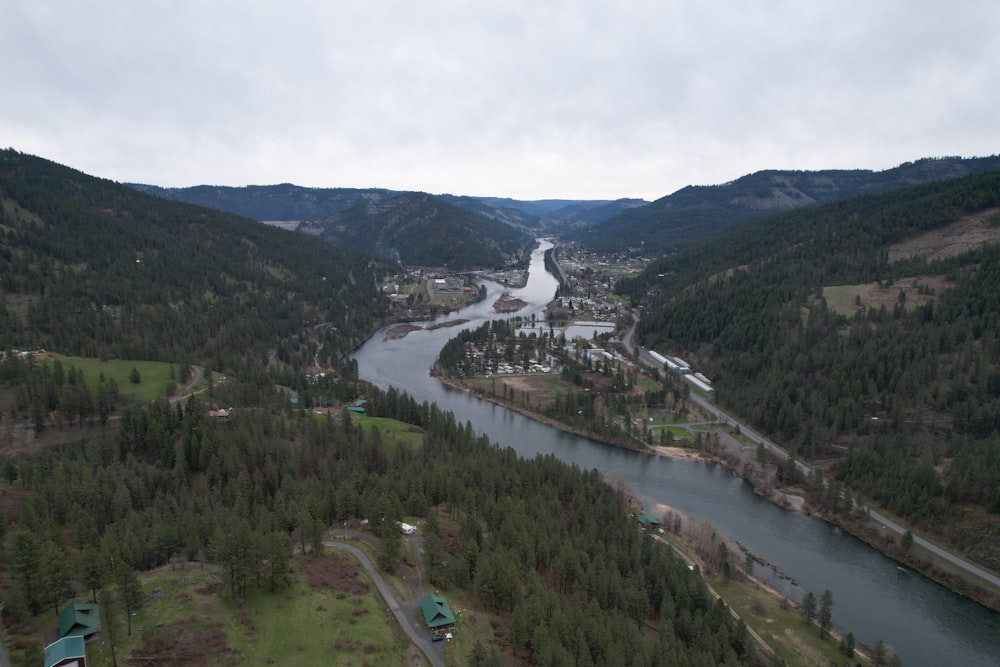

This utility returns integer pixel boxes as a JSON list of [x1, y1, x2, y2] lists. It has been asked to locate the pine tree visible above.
[[115, 561, 145, 636], [801, 591, 816, 625], [818, 589, 833, 639]]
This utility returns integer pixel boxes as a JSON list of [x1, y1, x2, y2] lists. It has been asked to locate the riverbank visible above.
[[349, 239, 1000, 663], [435, 373, 809, 495], [649, 502, 879, 666], [434, 372, 673, 458], [435, 370, 1000, 615]]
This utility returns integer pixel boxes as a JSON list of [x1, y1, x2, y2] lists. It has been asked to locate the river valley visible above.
[[352, 241, 1000, 667]]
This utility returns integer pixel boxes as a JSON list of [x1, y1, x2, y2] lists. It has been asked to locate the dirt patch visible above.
[[888, 208, 1000, 262], [0, 421, 110, 458], [650, 446, 705, 462], [466, 374, 561, 412], [130, 618, 241, 666], [300, 554, 369, 595]]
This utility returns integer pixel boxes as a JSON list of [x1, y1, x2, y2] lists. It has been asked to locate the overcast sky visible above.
[[3, 1, 999, 201]]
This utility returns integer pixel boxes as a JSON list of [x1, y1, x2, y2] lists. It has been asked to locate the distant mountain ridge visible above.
[[129, 183, 397, 222], [130, 183, 641, 232], [300, 192, 532, 270], [570, 155, 1000, 252]]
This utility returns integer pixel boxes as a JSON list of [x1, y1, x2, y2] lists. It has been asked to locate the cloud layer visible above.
[[4, 1, 999, 199]]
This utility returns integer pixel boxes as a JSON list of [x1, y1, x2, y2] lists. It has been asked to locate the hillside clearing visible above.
[[823, 275, 950, 318], [888, 207, 1000, 262]]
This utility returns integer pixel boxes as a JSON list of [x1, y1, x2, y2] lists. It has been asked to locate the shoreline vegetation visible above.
[[383, 319, 470, 341], [433, 370, 1000, 616], [434, 368, 891, 662]]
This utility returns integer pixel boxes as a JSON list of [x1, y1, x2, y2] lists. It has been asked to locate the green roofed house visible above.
[[637, 513, 660, 527], [44, 635, 88, 667], [58, 601, 101, 640], [419, 593, 456, 632]]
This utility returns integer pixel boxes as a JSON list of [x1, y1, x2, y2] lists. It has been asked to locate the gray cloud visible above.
[[3, 1, 998, 200]]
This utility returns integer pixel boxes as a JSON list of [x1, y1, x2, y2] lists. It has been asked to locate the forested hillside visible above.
[[437, 195, 648, 233], [575, 155, 1000, 253], [619, 170, 1000, 570], [130, 182, 400, 222], [0, 150, 386, 369], [132, 182, 639, 236], [302, 192, 532, 269], [1, 367, 757, 666], [0, 150, 761, 664]]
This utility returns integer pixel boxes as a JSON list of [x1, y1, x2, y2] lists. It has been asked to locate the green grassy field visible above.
[[636, 375, 661, 393], [70, 553, 416, 667], [712, 577, 871, 667], [44, 353, 183, 402], [650, 425, 693, 439], [353, 414, 425, 453]]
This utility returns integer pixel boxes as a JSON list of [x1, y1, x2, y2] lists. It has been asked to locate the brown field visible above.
[[888, 207, 1000, 262], [823, 275, 951, 318], [464, 370, 625, 413]]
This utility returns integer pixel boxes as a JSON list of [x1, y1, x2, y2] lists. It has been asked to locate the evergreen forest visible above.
[[618, 169, 1000, 571], [0, 151, 761, 665], [2, 370, 758, 666], [0, 149, 388, 369]]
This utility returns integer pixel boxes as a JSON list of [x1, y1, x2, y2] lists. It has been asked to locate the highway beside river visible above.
[[351, 239, 1000, 667]]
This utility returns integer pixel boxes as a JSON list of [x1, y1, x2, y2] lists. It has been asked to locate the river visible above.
[[352, 240, 1000, 666]]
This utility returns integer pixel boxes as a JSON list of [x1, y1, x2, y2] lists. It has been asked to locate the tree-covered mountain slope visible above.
[[131, 182, 400, 222], [132, 182, 638, 236], [301, 192, 533, 270], [437, 195, 648, 233], [573, 155, 1000, 253], [620, 169, 1000, 568], [0, 150, 386, 369]]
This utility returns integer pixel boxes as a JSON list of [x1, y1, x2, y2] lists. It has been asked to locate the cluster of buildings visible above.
[[432, 276, 467, 293], [489, 360, 552, 376], [554, 296, 624, 320], [648, 351, 714, 395], [42, 601, 101, 667], [0, 347, 45, 361]]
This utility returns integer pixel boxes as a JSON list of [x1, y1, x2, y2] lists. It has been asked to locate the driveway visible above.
[[324, 540, 445, 667]]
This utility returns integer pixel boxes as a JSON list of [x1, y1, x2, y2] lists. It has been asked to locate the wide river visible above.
[[352, 240, 1000, 666]]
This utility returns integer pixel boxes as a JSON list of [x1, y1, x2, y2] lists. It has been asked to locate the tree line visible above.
[[0, 150, 388, 371], [1, 371, 760, 666], [616, 170, 1000, 569]]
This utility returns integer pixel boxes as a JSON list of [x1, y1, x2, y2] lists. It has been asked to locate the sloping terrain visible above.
[[0, 150, 385, 366], [131, 182, 400, 222], [621, 169, 1000, 567], [573, 155, 1000, 253], [887, 207, 1000, 262], [132, 183, 634, 235], [302, 192, 533, 270]]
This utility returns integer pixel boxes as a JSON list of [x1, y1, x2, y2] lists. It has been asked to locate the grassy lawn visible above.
[[353, 414, 425, 454], [636, 375, 661, 392], [712, 577, 870, 667], [43, 352, 182, 402], [225, 575, 406, 665], [650, 425, 693, 439], [69, 555, 416, 667]]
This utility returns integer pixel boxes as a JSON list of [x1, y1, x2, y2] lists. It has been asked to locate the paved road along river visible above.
[[352, 240, 1000, 667]]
